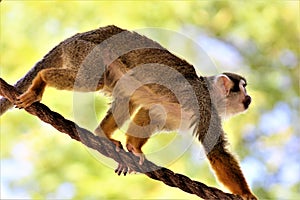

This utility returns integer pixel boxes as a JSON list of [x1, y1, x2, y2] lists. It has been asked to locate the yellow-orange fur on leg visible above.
[[16, 71, 46, 108]]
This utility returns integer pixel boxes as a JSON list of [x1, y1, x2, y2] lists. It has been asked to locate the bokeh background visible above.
[[1, 1, 299, 199]]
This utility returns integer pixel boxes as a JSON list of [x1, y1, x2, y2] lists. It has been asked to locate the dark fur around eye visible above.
[[223, 72, 246, 93], [230, 85, 240, 92]]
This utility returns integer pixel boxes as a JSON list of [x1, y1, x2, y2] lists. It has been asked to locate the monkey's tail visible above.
[[0, 60, 45, 116]]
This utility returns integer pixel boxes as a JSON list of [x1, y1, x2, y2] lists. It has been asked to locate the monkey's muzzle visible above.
[[243, 95, 252, 109]]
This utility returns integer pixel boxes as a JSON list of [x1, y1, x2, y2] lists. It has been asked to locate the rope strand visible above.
[[0, 78, 242, 200]]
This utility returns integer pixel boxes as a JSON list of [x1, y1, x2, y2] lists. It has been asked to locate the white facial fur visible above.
[[209, 74, 251, 119]]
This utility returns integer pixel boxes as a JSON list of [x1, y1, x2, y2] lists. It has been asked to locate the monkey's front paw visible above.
[[135, 153, 145, 165], [16, 91, 40, 108], [109, 139, 123, 152]]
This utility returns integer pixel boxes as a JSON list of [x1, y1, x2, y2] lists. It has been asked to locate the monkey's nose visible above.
[[243, 95, 251, 109]]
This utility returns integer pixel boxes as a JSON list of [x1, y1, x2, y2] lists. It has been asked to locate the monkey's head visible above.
[[206, 72, 252, 119]]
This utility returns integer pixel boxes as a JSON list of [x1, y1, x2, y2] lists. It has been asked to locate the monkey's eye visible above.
[[230, 87, 240, 93]]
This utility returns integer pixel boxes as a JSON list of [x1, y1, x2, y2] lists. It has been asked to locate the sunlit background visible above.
[[1, 1, 299, 199]]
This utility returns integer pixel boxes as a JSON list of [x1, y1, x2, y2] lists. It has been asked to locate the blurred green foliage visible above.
[[1, 1, 299, 199]]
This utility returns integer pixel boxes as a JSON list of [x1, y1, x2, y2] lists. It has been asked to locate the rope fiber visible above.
[[0, 78, 242, 200]]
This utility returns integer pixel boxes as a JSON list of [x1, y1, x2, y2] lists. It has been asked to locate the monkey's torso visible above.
[[39, 25, 205, 133]]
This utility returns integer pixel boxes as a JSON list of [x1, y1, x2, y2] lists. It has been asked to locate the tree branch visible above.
[[0, 77, 242, 200]]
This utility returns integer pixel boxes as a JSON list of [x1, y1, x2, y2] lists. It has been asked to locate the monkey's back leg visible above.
[[16, 68, 104, 108]]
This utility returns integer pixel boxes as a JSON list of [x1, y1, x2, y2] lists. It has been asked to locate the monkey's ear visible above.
[[215, 75, 233, 96]]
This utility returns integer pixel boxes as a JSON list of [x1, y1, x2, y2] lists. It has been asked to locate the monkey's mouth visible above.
[[243, 95, 252, 109]]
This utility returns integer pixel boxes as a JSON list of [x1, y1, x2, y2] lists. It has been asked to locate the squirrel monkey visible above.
[[0, 25, 256, 199]]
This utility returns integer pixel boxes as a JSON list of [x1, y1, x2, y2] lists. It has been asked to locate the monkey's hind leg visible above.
[[16, 69, 77, 108], [16, 69, 47, 108]]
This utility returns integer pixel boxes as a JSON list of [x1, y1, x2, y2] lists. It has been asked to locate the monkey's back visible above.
[[78, 25, 198, 76]]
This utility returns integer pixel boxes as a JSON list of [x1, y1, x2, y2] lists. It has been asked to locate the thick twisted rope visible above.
[[0, 78, 242, 200]]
